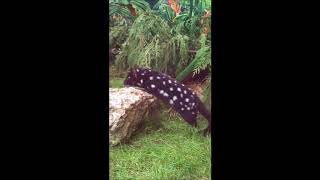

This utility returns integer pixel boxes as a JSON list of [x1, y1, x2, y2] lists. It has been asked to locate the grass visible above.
[[109, 76, 212, 180], [109, 77, 125, 88]]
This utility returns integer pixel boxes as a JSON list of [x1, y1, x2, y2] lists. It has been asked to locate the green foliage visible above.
[[175, 33, 211, 81], [109, 17, 130, 48], [202, 75, 211, 108], [109, 0, 151, 20], [193, 33, 212, 106], [167, 33, 190, 74], [116, 12, 185, 75], [129, 0, 151, 12], [192, 34, 211, 76], [109, 2, 133, 20], [174, 50, 198, 81], [188, 0, 211, 16], [109, 78, 125, 88], [126, 13, 171, 68], [183, 15, 202, 39], [152, 0, 177, 24], [192, 47, 211, 76]]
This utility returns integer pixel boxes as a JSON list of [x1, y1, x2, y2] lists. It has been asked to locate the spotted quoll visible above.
[[124, 68, 211, 136]]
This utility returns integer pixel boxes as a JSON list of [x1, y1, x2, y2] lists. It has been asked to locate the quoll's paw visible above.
[[202, 127, 211, 137], [192, 121, 198, 128]]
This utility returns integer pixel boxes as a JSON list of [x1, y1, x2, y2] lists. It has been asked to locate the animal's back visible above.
[[124, 68, 211, 133]]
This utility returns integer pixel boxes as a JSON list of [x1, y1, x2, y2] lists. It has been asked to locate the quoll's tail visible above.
[[198, 100, 211, 135]]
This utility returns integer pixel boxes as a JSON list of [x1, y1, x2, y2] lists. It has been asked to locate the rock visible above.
[[109, 87, 157, 146]]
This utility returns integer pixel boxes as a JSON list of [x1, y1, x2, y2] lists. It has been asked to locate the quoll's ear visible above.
[[127, 68, 136, 77], [128, 67, 139, 78]]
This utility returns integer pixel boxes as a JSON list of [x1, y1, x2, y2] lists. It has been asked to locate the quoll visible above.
[[123, 68, 211, 136]]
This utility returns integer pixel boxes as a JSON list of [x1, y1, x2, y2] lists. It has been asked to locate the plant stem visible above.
[[189, 0, 193, 17]]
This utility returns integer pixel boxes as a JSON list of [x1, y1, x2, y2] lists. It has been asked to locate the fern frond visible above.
[[192, 46, 211, 76]]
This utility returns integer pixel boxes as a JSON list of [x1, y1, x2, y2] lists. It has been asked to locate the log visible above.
[[109, 87, 157, 146]]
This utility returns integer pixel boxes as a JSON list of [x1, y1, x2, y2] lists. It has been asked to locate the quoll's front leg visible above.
[[202, 124, 211, 137], [192, 121, 198, 128]]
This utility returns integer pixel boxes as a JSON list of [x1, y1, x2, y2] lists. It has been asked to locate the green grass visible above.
[[109, 76, 212, 180], [109, 77, 125, 88], [109, 112, 212, 180]]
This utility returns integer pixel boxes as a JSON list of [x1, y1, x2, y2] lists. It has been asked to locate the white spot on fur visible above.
[[169, 87, 173, 91], [149, 76, 154, 80], [169, 100, 174, 104], [187, 107, 190, 110], [185, 98, 189, 102], [180, 94, 183, 98], [173, 96, 178, 101], [177, 87, 181, 92], [157, 76, 161, 79], [192, 112, 195, 114], [184, 90, 187, 94], [159, 90, 164, 94], [151, 84, 156, 88], [163, 81, 166, 85], [181, 108, 184, 111], [140, 79, 143, 84], [164, 92, 169, 97], [180, 102, 183, 105], [168, 80, 172, 83]]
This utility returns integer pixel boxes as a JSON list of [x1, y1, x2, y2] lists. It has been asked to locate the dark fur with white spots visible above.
[[124, 68, 211, 135]]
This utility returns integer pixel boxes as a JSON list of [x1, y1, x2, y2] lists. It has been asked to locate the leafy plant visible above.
[[110, 0, 213, 101], [202, 74, 211, 109], [152, 0, 178, 24], [109, 17, 130, 48], [115, 12, 173, 73], [109, 0, 151, 20], [192, 34, 211, 75]]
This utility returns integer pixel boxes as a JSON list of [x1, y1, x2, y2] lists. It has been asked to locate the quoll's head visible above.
[[123, 68, 139, 87]]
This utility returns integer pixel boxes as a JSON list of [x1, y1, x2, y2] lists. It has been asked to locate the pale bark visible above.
[[109, 87, 157, 146]]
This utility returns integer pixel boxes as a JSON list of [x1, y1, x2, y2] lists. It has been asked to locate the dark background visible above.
[[1, 0, 319, 179]]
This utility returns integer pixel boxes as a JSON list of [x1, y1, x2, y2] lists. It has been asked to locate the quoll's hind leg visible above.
[[181, 113, 197, 128], [193, 122, 198, 128], [202, 121, 211, 137]]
